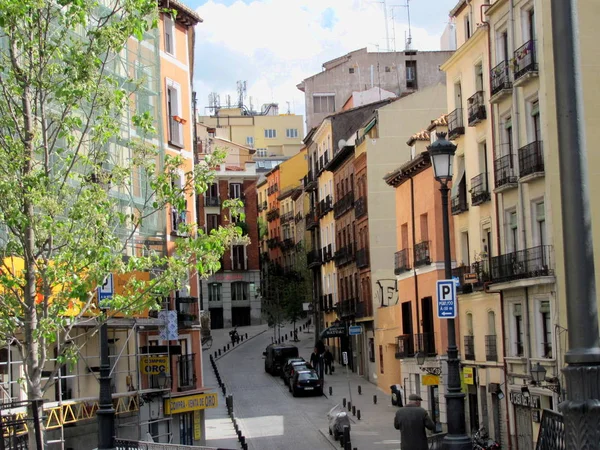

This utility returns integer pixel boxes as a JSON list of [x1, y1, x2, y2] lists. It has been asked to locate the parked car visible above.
[[280, 357, 305, 380], [327, 404, 351, 440], [263, 344, 299, 375], [284, 361, 312, 386], [289, 369, 323, 397]]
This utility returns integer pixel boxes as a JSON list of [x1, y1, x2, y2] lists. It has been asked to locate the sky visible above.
[[190, 0, 458, 119]]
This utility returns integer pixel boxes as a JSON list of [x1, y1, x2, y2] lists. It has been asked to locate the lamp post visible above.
[[550, 0, 600, 448], [97, 321, 115, 450], [531, 363, 547, 385], [428, 133, 471, 450]]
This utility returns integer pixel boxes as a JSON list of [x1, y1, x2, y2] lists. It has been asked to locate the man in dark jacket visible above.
[[393, 394, 436, 450]]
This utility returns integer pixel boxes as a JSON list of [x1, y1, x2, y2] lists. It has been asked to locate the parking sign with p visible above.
[[436, 280, 456, 319]]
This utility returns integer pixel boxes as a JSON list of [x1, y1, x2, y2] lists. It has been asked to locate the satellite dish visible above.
[[338, 139, 347, 151]]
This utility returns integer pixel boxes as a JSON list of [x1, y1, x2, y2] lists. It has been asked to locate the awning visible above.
[[320, 324, 347, 339], [450, 157, 465, 198], [362, 118, 377, 137]]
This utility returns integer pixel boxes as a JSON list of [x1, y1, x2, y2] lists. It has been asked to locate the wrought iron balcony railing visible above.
[[356, 248, 369, 269], [467, 91, 486, 126], [394, 248, 411, 274], [490, 60, 512, 96], [518, 140, 544, 178], [514, 39, 537, 81], [266, 208, 280, 222], [267, 237, 280, 249], [267, 184, 279, 195], [452, 259, 491, 294], [395, 334, 415, 359], [464, 335, 475, 360], [205, 196, 220, 207], [280, 211, 294, 224], [178, 354, 196, 390], [338, 298, 357, 318], [355, 196, 367, 219], [415, 332, 437, 356], [333, 191, 354, 219], [494, 152, 518, 189], [485, 335, 498, 361], [490, 245, 554, 284], [470, 173, 490, 205], [307, 249, 322, 268], [414, 241, 431, 266], [447, 108, 465, 139], [305, 212, 318, 230], [176, 296, 199, 327], [451, 193, 468, 215], [334, 244, 354, 267]]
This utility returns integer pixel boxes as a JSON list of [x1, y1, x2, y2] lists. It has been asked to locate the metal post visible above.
[[31, 399, 44, 450], [550, 0, 600, 447], [439, 184, 470, 450], [97, 322, 115, 450]]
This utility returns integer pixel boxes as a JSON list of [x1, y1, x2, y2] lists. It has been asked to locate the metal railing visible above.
[[451, 193, 468, 215], [470, 173, 490, 205], [394, 249, 411, 274], [280, 211, 294, 224], [464, 335, 475, 360], [415, 332, 437, 356], [171, 209, 190, 236], [414, 241, 431, 266], [305, 212, 318, 230], [467, 91, 486, 125], [535, 409, 565, 450], [428, 432, 447, 450], [338, 298, 357, 317], [518, 140, 544, 177], [514, 39, 537, 80], [494, 152, 517, 188], [490, 245, 554, 283], [491, 60, 512, 96], [176, 296, 199, 327], [453, 260, 491, 294], [204, 196, 220, 207], [334, 244, 354, 267], [267, 183, 279, 195], [115, 439, 220, 450], [177, 354, 195, 390], [307, 249, 322, 268], [355, 196, 367, 219], [356, 248, 369, 268], [447, 108, 465, 139], [333, 191, 354, 219], [395, 334, 415, 359], [266, 208, 280, 222], [485, 335, 498, 361]]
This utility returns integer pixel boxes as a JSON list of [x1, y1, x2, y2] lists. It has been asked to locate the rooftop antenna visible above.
[[390, 1, 412, 51], [236, 80, 247, 108], [249, 96, 254, 113], [286, 101, 291, 114], [226, 94, 231, 108], [406, 0, 412, 50]]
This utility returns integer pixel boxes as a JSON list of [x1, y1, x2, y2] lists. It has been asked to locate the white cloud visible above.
[[194, 0, 445, 119]]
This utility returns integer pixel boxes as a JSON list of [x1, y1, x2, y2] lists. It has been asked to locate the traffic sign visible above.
[[348, 325, 363, 336], [453, 276, 460, 287], [342, 352, 348, 365], [436, 279, 456, 319], [98, 273, 114, 310]]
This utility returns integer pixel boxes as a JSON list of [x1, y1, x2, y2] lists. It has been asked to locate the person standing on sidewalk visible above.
[[393, 394, 436, 450], [323, 347, 333, 375]]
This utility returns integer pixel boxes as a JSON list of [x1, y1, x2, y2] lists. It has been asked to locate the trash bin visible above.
[[390, 384, 403, 407]]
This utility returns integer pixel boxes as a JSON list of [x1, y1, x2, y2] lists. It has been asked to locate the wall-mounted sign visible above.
[[463, 367, 475, 385], [509, 391, 541, 408], [140, 356, 169, 375], [164, 392, 218, 414], [422, 375, 440, 386], [464, 273, 478, 284], [194, 410, 202, 440]]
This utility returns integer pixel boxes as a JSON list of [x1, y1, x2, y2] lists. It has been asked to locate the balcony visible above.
[[318, 195, 333, 218], [267, 237, 280, 249], [447, 108, 465, 140], [294, 212, 303, 223], [490, 245, 554, 284], [305, 212, 318, 230], [355, 196, 367, 219], [490, 60, 512, 101], [307, 249, 322, 268], [267, 184, 279, 195], [356, 248, 369, 269], [334, 244, 354, 267], [280, 211, 294, 224], [513, 40, 538, 84], [176, 296, 199, 327], [177, 354, 196, 391], [333, 191, 354, 219], [322, 244, 333, 263], [470, 173, 490, 206], [467, 91, 486, 126], [451, 193, 468, 215], [494, 152, 518, 191], [281, 238, 295, 251], [453, 259, 491, 294], [266, 208, 280, 222], [485, 335, 498, 362], [394, 249, 411, 274], [304, 170, 317, 191], [395, 334, 415, 359], [518, 141, 544, 179], [338, 298, 357, 318], [205, 196, 220, 207], [415, 332, 437, 356], [257, 201, 267, 212], [464, 335, 475, 360], [414, 241, 431, 267]]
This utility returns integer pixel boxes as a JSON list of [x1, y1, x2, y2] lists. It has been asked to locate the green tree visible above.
[[0, 0, 242, 445]]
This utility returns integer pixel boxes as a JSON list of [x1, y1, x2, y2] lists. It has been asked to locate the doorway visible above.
[[421, 297, 435, 355], [515, 405, 534, 450], [468, 385, 480, 433], [210, 308, 224, 329]]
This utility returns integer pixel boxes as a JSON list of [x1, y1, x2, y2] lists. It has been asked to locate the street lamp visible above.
[[531, 363, 547, 385], [157, 370, 171, 390], [416, 351, 426, 366], [427, 133, 471, 450]]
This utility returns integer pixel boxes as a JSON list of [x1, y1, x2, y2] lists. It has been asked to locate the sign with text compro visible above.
[[140, 356, 169, 375], [436, 280, 456, 319]]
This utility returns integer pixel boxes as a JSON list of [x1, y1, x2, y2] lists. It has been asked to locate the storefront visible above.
[[164, 392, 218, 446]]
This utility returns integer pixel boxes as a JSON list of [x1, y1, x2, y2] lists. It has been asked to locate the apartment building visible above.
[[441, 1, 507, 444], [297, 47, 454, 129]]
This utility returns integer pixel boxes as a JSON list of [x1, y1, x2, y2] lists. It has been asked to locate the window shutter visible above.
[[504, 117, 512, 129], [539, 301, 550, 314], [531, 101, 540, 117], [536, 202, 545, 221], [513, 303, 522, 317], [510, 211, 518, 228]]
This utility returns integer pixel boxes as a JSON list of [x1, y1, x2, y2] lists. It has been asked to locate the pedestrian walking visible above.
[[393, 393, 436, 450], [309, 346, 324, 380], [323, 347, 333, 375]]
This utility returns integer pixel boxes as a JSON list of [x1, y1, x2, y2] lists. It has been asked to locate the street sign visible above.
[[452, 276, 460, 287], [348, 325, 363, 336], [436, 279, 456, 319], [98, 273, 114, 310], [342, 352, 348, 365]]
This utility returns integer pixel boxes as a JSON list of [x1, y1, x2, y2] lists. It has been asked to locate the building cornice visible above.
[[384, 152, 431, 187], [440, 26, 488, 71], [486, 0, 509, 18]]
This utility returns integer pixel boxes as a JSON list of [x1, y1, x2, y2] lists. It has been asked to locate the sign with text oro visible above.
[[140, 356, 169, 375], [436, 280, 457, 319], [164, 392, 218, 414]]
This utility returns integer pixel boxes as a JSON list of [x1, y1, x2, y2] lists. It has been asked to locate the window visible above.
[[231, 282, 249, 301], [454, 81, 462, 109], [246, 136, 254, 147], [475, 63, 484, 91], [264, 129, 276, 139], [420, 214, 429, 242], [379, 345, 384, 374], [208, 283, 221, 302], [286, 128, 298, 139], [232, 245, 246, 270], [349, 67, 355, 74], [256, 148, 267, 157], [385, 66, 391, 73], [499, 31, 509, 62], [465, 13, 471, 40], [503, 116, 513, 164], [164, 14, 175, 55], [539, 300, 552, 357], [531, 101, 541, 142], [206, 214, 219, 234], [167, 81, 183, 147], [369, 338, 375, 362], [179, 412, 193, 445], [229, 183, 242, 199], [313, 94, 335, 114], [507, 210, 518, 252], [513, 303, 524, 356], [534, 201, 546, 247], [406, 60, 417, 89]]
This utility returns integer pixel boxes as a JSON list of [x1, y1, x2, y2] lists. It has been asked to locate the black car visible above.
[[280, 357, 305, 380], [263, 344, 299, 375], [284, 361, 312, 386], [290, 369, 323, 397]]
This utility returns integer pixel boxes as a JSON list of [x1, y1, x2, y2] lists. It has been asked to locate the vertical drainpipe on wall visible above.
[[482, 1, 513, 446]]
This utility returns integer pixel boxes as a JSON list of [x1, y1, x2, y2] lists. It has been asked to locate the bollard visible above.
[[347, 401, 351, 412], [240, 436, 245, 445], [329, 386, 333, 395], [241, 335, 244, 341], [357, 409, 361, 420], [285, 333, 288, 340], [222, 386, 226, 396], [223, 345, 227, 352], [227, 343, 230, 350], [358, 385, 362, 395], [343, 425, 351, 450], [243, 443, 248, 450], [237, 430, 242, 440], [218, 349, 221, 356], [373, 394, 377, 404], [245, 333, 248, 339], [352, 405, 356, 416], [343, 398, 346, 407]]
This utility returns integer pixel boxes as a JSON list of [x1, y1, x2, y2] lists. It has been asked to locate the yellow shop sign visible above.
[[140, 356, 170, 375], [463, 367, 475, 385], [422, 375, 440, 386], [164, 393, 218, 414]]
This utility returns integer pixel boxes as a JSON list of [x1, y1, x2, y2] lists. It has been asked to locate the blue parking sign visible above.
[[436, 280, 456, 319]]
